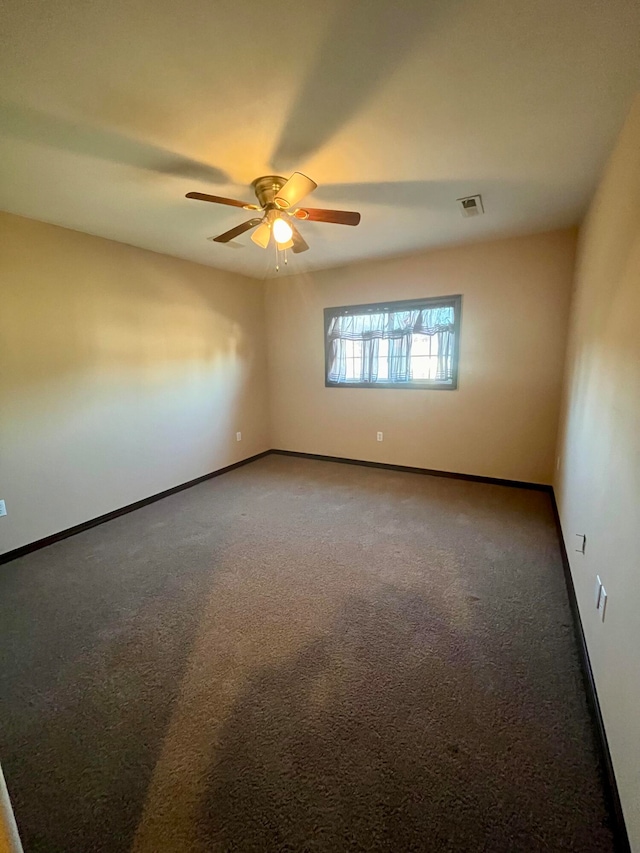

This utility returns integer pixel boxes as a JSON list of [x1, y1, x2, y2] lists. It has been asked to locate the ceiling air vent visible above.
[[457, 194, 484, 217]]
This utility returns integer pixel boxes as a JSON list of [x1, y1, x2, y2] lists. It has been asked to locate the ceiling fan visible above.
[[186, 173, 361, 253]]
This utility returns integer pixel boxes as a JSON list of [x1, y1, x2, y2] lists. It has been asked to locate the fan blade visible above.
[[290, 222, 309, 254], [251, 221, 271, 249], [274, 172, 317, 209], [186, 191, 254, 209], [210, 218, 262, 243], [294, 207, 361, 226]]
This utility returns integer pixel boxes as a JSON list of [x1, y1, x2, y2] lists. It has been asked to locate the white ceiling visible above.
[[1, 0, 639, 279]]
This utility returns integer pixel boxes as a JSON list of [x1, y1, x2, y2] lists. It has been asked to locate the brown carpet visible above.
[[0, 454, 613, 852]]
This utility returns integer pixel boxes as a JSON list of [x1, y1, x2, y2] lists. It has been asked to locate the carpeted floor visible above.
[[0, 454, 614, 852]]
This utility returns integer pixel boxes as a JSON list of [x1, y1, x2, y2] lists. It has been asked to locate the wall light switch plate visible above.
[[236, 432, 242, 442], [595, 575, 602, 608], [376, 432, 383, 442], [0, 500, 6, 517], [598, 586, 607, 622]]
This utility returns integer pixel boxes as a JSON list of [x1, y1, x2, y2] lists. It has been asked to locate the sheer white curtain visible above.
[[327, 305, 456, 384]]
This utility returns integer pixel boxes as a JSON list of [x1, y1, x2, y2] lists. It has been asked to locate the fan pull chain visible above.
[[273, 244, 289, 272]]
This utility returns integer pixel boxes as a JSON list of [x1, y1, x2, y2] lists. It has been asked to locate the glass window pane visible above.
[[378, 338, 389, 380]]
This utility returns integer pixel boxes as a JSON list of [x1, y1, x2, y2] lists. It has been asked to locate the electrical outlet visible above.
[[236, 432, 242, 442], [0, 500, 6, 517], [598, 586, 607, 622], [377, 431, 383, 442]]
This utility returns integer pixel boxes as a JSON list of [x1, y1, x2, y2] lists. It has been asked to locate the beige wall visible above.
[[556, 96, 640, 850], [0, 763, 21, 853], [0, 213, 269, 555], [266, 229, 576, 484]]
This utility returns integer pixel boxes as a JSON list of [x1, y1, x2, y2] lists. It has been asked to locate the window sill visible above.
[[324, 381, 458, 391]]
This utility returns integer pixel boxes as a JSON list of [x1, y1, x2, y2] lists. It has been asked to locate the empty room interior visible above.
[[1, 1, 639, 851]]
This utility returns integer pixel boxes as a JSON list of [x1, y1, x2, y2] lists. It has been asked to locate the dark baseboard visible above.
[[0, 451, 271, 566], [550, 492, 630, 853], [271, 449, 552, 492]]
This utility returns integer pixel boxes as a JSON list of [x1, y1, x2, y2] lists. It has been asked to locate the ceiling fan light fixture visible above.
[[251, 221, 271, 248], [272, 216, 293, 245], [274, 172, 318, 209]]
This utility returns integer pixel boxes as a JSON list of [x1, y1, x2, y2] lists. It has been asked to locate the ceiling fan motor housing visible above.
[[251, 175, 288, 209]]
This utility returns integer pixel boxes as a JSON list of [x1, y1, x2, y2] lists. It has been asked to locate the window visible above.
[[324, 295, 461, 389]]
